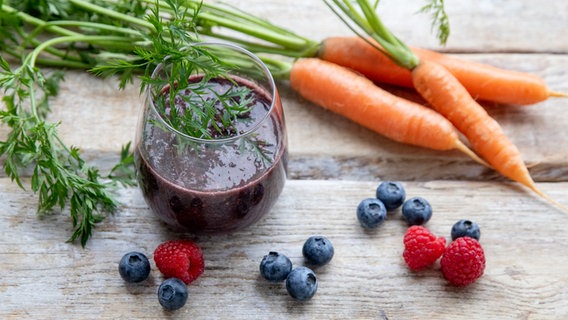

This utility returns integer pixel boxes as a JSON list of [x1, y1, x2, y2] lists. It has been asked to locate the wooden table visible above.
[[2, 1, 568, 319]]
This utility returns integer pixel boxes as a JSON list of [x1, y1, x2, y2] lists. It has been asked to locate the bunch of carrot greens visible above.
[[0, 0, 147, 246], [0, 0, 278, 245], [1, 0, 565, 245]]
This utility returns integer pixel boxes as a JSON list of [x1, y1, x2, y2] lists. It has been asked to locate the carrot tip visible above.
[[525, 161, 541, 169], [453, 140, 491, 168], [548, 91, 568, 98], [529, 184, 568, 214]]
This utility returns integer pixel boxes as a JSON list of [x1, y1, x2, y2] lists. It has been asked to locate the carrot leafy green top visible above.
[[0, 0, 302, 245], [323, 0, 450, 70]]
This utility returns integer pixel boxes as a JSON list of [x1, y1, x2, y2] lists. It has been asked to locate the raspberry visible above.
[[403, 226, 446, 271], [440, 237, 486, 286], [154, 240, 205, 285]]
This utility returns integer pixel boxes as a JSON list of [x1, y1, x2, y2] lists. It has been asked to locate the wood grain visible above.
[[1, 179, 567, 319], [224, 0, 568, 53], [2, 53, 566, 182], [1, 0, 568, 319]]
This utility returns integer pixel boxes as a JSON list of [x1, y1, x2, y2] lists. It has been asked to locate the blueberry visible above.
[[402, 196, 433, 225], [259, 251, 293, 282], [356, 198, 387, 229], [285, 267, 318, 301], [376, 181, 406, 211], [158, 278, 189, 311], [451, 219, 481, 241], [302, 235, 334, 266], [118, 251, 151, 283]]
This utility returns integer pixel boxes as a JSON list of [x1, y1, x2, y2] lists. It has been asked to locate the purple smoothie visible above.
[[135, 75, 287, 233]]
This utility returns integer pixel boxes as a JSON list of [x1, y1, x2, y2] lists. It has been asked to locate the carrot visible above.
[[413, 47, 568, 105], [319, 36, 568, 105], [325, 0, 567, 211], [319, 36, 414, 88], [289, 58, 486, 165], [413, 62, 537, 190], [413, 61, 567, 211]]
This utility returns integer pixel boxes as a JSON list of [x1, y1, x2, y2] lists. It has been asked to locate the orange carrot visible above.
[[289, 58, 486, 165], [319, 36, 567, 105], [412, 60, 565, 209], [319, 36, 414, 87], [324, 0, 567, 211]]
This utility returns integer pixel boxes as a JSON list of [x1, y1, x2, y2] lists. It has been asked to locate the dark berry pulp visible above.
[[136, 75, 287, 233]]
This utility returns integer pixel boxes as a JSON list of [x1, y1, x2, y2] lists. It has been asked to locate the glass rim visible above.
[[146, 41, 277, 144]]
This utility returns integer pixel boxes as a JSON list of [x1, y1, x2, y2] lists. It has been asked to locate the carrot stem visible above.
[[323, 0, 419, 69]]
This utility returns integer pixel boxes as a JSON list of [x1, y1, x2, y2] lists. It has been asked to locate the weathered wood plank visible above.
[[225, 0, 568, 53], [282, 52, 568, 182], [1, 178, 567, 319], [1, 1, 568, 318], [2, 0, 568, 182], [1, 53, 565, 182]]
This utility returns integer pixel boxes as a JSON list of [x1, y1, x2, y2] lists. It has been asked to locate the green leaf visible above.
[[419, 0, 451, 46], [107, 142, 137, 187], [0, 56, 10, 72]]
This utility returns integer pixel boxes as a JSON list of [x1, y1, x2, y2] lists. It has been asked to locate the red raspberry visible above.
[[403, 226, 446, 271], [440, 237, 485, 286], [154, 240, 205, 285]]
